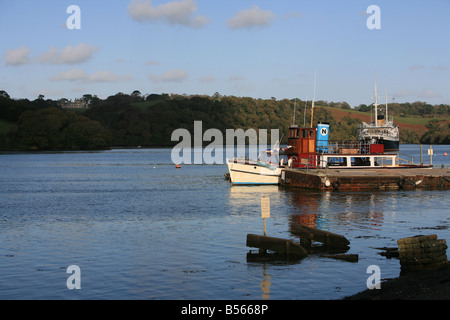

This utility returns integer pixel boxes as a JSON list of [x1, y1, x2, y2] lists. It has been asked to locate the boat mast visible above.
[[310, 71, 316, 128], [303, 96, 307, 127], [374, 73, 378, 126], [385, 88, 388, 123]]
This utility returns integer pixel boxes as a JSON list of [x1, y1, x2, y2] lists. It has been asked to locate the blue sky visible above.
[[1, 0, 449, 107]]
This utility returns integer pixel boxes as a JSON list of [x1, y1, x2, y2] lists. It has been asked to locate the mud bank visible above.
[[344, 264, 450, 300]]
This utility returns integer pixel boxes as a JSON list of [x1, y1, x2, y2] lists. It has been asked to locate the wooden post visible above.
[[247, 234, 308, 257], [263, 219, 267, 237], [290, 223, 350, 247]]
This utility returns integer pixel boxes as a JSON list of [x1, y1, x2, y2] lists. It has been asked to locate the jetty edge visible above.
[[281, 167, 450, 191]]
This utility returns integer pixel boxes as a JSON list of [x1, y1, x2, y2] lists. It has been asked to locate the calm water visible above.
[[0, 145, 449, 300]]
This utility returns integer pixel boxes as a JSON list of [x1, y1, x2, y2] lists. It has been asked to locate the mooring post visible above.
[[428, 145, 433, 166], [420, 144, 423, 165]]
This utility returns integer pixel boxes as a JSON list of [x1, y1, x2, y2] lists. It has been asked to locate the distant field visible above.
[[323, 106, 449, 136], [393, 115, 450, 125]]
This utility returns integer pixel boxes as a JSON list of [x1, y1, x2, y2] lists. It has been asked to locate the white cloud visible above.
[[128, 0, 210, 28], [228, 74, 245, 81], [431, 65, 449, 71], [50, 68, 89, 81], [89, 71, 121, 82], [420, 90, 441, 99], [198, 74, 215, 83], [145, 60, 161, 66], [227, 5, 276, 30], [149, 68, 188, 82], [38, 43, 98, 65], [4, 46, 31, 66], [408, 65, 425, 71], [50, 68, 131, 83]]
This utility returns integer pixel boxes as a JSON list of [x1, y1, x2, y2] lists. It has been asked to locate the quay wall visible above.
[[281, 168, 450, 191]]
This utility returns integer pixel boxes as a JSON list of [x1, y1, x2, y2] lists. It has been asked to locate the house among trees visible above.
[[59, 98, 89, 109]]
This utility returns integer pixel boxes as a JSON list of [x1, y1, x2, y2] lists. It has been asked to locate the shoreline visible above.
[[343, 264, 450, 300]]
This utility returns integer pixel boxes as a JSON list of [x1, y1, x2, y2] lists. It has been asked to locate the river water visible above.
[[0, 145, 449, 300]]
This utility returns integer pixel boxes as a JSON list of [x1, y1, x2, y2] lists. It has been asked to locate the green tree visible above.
[[62, 115, 110, 149]]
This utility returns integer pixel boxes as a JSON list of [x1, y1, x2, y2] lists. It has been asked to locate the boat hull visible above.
[[381, 139, 399, 152], [226, 160, 282, 185]]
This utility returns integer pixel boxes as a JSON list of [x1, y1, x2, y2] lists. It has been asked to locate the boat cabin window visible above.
[[301, 129, 308, 138], [327, 157, 347, 167], [299, 129, 315, 139], [289, 128, 299, 139], [351, 157, 371, 166], [374, 156, 395, 167]]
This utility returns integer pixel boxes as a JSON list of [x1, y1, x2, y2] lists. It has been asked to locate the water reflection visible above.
[[229, 185, 280, 200], [285, 189, 386, 232], [260, 264, 271, 300]]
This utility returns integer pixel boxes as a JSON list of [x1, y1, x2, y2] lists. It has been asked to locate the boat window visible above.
[[302, 130, 308, 138], [289, 128, 299, 138], [374, 157, 394, 167], [327, 157, 347, 167], [351, 157, 370, 166]]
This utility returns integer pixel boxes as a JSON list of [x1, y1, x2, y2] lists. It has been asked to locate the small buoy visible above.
[[444, 152, 448, 156], [176, 164, 181, 169]]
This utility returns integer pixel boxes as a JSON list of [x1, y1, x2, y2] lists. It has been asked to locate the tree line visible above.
[[0, 90, 448, 151], [354, 101, 450, 117]]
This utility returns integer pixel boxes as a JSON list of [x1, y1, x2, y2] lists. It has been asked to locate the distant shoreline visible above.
[[1, 142, 449, 154]]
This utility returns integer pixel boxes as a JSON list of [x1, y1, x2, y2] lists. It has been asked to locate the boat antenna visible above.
[[385, 88, 388, 122], [303, 96, 308, 127], [310, 71, 317, 128]]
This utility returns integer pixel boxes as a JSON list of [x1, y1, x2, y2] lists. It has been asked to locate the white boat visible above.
[[226, 158, 283, 185], [226, 141, 284, 185]]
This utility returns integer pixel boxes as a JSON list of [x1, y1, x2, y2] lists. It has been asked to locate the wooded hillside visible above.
[[0, 90, 448, 150]]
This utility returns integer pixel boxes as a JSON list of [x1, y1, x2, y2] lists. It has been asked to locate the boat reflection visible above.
[[229, 185, 281, 197], [227, 185, 282, 215], [286, 189, 385, 231]]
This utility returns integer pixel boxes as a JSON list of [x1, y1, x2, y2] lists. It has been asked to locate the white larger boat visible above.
[[358, 75, 399, 152]]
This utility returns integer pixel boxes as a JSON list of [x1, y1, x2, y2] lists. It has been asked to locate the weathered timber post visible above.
[[290, 223, 350, 247], [246, 234, 308, 258]]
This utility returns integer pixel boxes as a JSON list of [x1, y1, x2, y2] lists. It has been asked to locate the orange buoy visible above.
[[444, 152, 448, 156], [175, 164, 181, 168]]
